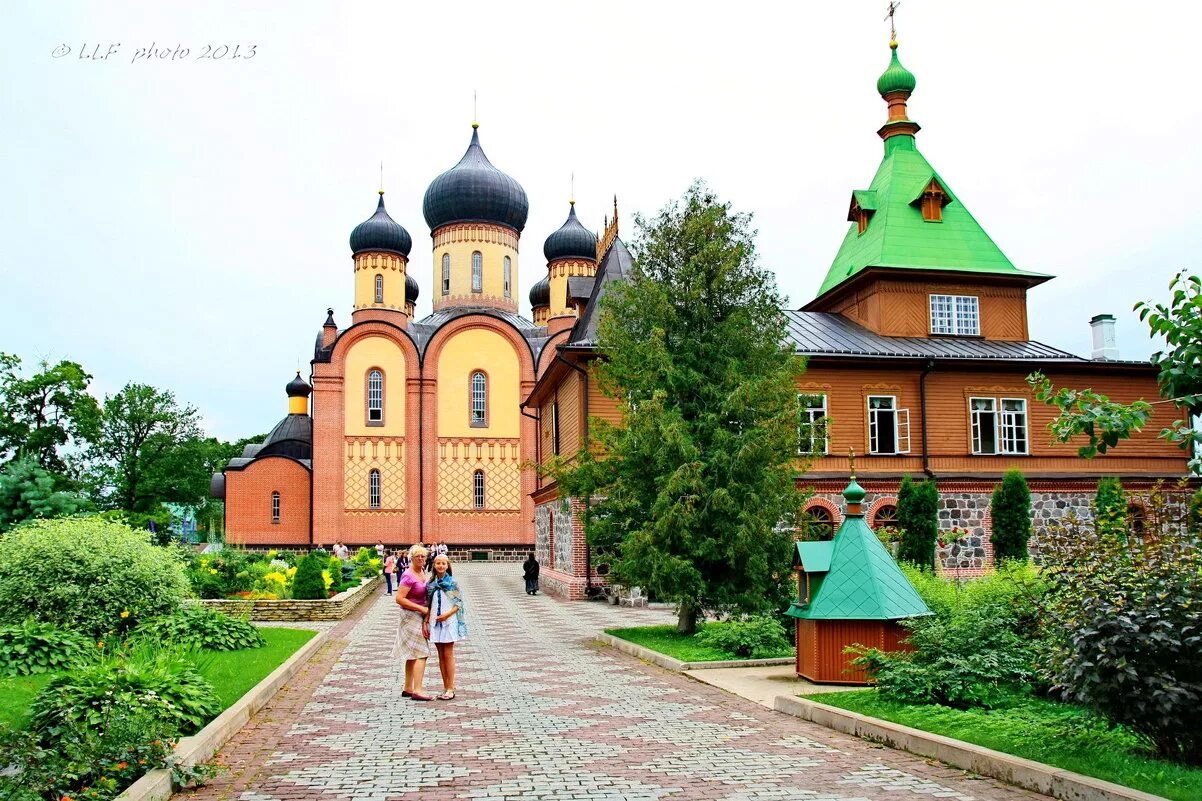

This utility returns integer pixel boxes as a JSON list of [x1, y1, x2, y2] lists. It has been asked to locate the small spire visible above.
[[885, 1, 900, 46], [472, 90, 478, 129], [379, 160, 384, 195], [570, 171, 575, 206], [324, 307, 336, 327]]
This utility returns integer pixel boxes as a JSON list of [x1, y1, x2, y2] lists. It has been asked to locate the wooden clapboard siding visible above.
[[588, 375, 623, 428], [826, 277, 1028, 340], [796, 619, 910, 684], [559, 371, 582, 452]]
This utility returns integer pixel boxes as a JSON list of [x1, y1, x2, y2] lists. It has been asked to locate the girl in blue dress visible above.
[[426, 554, 467, 700]]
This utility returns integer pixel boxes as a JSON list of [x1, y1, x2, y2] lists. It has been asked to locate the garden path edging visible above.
[[115, 626, 332, 801], [772, 694, 1169, 801], [197, 575, 382, 621], [598, 632, 793, 671]]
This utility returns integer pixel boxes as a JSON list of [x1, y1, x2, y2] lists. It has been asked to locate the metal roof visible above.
[[786, 311, 1086, 361], [565, 236, 633, 348]]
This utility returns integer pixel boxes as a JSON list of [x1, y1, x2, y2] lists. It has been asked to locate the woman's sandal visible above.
[[410, 692, 433, 701], [436, 690, 456, 701], [401, 690, 412, 698]]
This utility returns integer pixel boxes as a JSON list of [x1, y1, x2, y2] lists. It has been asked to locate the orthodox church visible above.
[[215, 36, 1188, 594]]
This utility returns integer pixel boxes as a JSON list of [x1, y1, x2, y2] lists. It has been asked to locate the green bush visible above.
[[353, 557, 382, 579], [897, 476, 939, 569], [0, 619, 92, 676], [291, 552, 328, 600], [29, 644, 220, 742], [186, 549, 266, 599], [1041, 507, 1202, 764], [0, 517, 188, 638], [900, 561, 1046, 640], [353, 546, 374, 564], [991, 469, 1031, 561], [134, 605, 265, 651], [1093, 477, 1127, 540], [696, 615, 790, 659]]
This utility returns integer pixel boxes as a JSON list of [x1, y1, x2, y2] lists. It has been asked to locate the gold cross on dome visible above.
[[848, 447, 857, 480], [885, 1, 900, 42]]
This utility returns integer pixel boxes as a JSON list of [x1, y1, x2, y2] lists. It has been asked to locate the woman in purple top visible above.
[[393, 544, 432, 701]]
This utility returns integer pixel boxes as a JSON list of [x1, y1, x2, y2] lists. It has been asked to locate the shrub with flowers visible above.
[[936, 527, 971, 549]]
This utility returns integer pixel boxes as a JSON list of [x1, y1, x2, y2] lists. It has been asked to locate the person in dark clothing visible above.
[[522, 554, 540, 595]]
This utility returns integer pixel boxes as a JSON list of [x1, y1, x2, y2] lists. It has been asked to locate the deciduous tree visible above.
[[0, 353, 100, 477]]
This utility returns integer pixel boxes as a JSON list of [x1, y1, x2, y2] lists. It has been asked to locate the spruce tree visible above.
[[990, 469, 1032, 561], [551, 182, 804, 634], [291, 551, 328, 600], [1093, 477, 1128, 540], [896, 475, 939, 569]]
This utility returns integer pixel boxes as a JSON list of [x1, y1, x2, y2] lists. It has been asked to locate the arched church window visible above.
[[470, 371, 487, 427], [441, 254, 451, 295], [803, 504, 835, 541], [872, 504, 899, 529], [271, 491, 280, 524], [374, 274, 383, 304], [471, 251, 483, 292], [369, 469, 381, 509], [473, 470, 485, 509], [367, 370, 383, 424], [503, 256, 512, 298]]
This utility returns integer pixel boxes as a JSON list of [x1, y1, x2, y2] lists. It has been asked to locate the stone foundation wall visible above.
[[199, 575, 381, 621]]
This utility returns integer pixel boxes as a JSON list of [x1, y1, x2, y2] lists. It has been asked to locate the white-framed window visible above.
[[473, 470, 485, 509], [369, 469, 381, 509], [374, 274, 383, 303], [503, 256, 512, 299], [930, 294, 980, 336], [271, 491, 280, 524], [470, 371, 487, 426], [798, 393, 828, 454], [471, 251, 483, 292], [441, 253, 451, 295], [551, 400, 560, 455], [367, 370, 383, 423], [868, 395, 910, 454], [971, 397, 1028, 455]]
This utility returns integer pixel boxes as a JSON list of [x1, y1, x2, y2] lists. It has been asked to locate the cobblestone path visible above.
[[179, 564, 1047, 801]]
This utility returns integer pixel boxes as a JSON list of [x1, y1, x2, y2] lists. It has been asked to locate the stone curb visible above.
[[115, 626, 332, 801], [772, 695, 1169, 801], [598, 632, 794, 671], [198, 575, 382, 621]]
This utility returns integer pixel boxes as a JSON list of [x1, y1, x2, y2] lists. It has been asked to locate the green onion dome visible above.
[[876, 42, 916, 96], [543, 203, 597, 262], [405, 273, 419, 305], [423, 126, 529, 233], [529, 275, 550, 308], [350, 193, 412, 257]]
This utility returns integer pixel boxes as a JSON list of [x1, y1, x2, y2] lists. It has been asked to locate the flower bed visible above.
[[198, 575, 381, 621]]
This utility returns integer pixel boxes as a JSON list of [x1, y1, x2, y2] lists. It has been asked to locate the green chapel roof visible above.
[[815, 42, 1051, 300]]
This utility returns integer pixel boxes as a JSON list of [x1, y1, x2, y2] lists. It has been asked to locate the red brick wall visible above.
[[225, 457, 311, 546]]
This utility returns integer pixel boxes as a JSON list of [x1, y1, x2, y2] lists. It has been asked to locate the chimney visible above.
[[322, 308, 337, 348], [1090, 314, 1118, 360]]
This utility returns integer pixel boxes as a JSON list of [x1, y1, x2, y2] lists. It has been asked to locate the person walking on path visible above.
[[397, 547, 410, 574], [393, 544, 432, 701], [426, 554, 466, 700], [383, 550, 397, 595], [522, 553, 540, 595], [375, 541, 385, 560]]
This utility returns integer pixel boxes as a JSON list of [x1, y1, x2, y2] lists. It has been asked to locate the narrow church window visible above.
[[503, 256, 512, 298], [473, 470, 485, 509], [271, 491, 280, 524], [367, 370, 383, 424], [471, 251, 483, 292], [868, 395, 909, 454], [470, 371, 487, 426], [374, 274, 383, 304], [442, 253, 451, 295], [369, 469, 381, 509]]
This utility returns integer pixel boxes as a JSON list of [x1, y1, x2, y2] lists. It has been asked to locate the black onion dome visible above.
[[405, 273, 419, 304], [286, 372, 311, 399], [529, 275, 550, 308], [543, 203, 597, 262], [422, 127, 529, 233], [350, 193, 412, 257]]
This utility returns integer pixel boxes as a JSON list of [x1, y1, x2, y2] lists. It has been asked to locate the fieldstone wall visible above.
[[199, 575, 381, 621]]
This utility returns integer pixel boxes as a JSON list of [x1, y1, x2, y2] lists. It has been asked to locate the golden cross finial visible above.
[[570, 171, 575, 205], [379, 161, 384, 195], [885, 1, 900, 44], [848, 447, 857, 480], [472, 90, 478, 128]]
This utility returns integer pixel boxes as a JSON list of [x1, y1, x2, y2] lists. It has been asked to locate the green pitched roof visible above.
[[795, 541, 833, 573], [788, 513, 931, 621], [818, 139, 1048, 297]]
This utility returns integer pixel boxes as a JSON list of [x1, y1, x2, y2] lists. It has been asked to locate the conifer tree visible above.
[[291, 551, 328, 600], [991, 469, 1032, 561], [1093, 477, 1128, 541], [896, 475, 939, 569], [551, 182, 804, 634]]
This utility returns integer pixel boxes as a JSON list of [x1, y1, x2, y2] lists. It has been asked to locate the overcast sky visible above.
[[3, 1, 1200, 440]]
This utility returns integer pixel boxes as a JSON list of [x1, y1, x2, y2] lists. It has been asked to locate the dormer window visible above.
[[917, 178, 950, 223], [930, 294, 979, 336], [847, 191, 877, 236]]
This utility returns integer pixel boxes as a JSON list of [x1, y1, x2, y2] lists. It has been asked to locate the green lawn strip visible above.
[[605, 624, 792, 662], [803, 689, 1202, 801], [193, 627, 317, 711], [0, 673, 53, 729]]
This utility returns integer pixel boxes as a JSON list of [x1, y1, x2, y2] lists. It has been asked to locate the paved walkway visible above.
[[178, 564, 1047, 801]]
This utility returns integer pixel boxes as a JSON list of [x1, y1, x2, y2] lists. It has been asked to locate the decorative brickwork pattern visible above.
[[437, 439, 521, 511], [344, 437, 405, 510]]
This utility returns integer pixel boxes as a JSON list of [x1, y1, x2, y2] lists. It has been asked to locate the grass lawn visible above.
[[0, 626, 317, 731], [606, 624, 793, 662], [804, 689, 1202, 801]]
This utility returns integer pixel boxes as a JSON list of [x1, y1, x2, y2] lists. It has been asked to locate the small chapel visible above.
[[215, 33, 1190, 596]]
